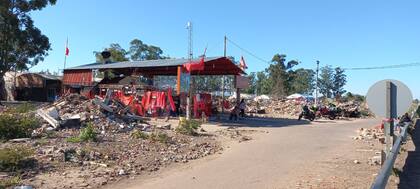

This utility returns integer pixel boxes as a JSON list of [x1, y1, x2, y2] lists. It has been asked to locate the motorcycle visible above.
[[316, 106, 338, 120], [298, 110, 316, 121]]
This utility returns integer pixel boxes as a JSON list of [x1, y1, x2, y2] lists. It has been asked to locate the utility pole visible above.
[[315, 60, 320, 106], [186, 21, 193, 120], [222, 35, 227, 114]]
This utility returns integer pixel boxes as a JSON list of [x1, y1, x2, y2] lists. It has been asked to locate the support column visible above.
[[177, 66, 181, 95]]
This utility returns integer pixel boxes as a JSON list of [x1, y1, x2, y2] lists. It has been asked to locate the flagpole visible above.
[[63, 37, 68, 73]]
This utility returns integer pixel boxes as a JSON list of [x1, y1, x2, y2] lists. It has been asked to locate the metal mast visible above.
[[186, 21, 193, 119]]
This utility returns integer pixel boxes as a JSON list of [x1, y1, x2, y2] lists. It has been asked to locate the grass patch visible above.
[[176, 118, 201, 136], [7, 103, 36, 114], [0, 146, 34, 172], [66, 122, 97, 143], [150, 132, 169, 144], [131, 130, 149, 139], [0, 114, 39, 141], [0, 175, 20, 189]]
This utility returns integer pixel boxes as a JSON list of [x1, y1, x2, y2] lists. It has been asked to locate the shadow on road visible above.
[[398, 120, 420, 189], [208, 114, 311, 128]]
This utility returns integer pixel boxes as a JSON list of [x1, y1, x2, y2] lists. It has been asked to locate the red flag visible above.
[[239, 56, 247, 70], [65, 47, 69, 56]]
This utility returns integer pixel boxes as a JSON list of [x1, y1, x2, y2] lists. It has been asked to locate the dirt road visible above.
[[107, 118, 380, 189]]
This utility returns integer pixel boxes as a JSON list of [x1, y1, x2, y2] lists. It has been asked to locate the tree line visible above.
[[243, 54, 347, 99], [94, 39, 169, 63]]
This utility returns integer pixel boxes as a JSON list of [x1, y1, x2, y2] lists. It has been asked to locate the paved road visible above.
[[109, 118, 379, 189]]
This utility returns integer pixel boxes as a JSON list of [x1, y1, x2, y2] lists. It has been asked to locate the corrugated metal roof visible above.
[[65, 57, 223, 70]]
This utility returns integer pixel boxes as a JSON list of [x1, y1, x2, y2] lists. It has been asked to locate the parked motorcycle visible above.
[[316, 106, 338, 120], [298, 105, 315, 121]]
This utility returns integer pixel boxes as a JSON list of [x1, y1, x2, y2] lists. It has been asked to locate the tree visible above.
[[255, 71, 271, 95], [95, 39, 168, 63], [266, 54, 299, 97], [0, 0, 56, 100], [243, 72, 256, 94], [288, 68, 315, 95], [94, 43, 128, 63], [332, 67, 347, 98], [129, 39, 167, 61], [318, 65, 334, 98]]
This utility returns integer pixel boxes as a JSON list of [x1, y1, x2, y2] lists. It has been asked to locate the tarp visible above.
[[287, 93, 305, 99]]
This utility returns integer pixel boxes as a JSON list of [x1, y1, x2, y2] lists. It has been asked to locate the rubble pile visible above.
[[246, 98, 305, 117], [337, 101, 373, 118], [1, 127, 221, 189], [36, 94, 148, 134], [1, 94, 226, 188], [243, 95, 372, 118], [353, 127, 384, 142]]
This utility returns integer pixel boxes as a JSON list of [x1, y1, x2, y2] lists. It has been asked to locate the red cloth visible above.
[[183, 56, 205, 72], [239, 56, 247, 70], [168, 88, 176, 111], [193, 93, 212, 118]]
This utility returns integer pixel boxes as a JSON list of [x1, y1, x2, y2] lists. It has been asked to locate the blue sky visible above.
[[30, 0, 419, 98]]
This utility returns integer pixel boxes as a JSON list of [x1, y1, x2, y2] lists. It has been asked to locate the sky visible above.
[[29, 0, 419, 98]]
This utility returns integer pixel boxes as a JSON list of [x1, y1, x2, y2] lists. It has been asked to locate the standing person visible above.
[[239, 99, 246, 117], [229, 105, 240, 121]]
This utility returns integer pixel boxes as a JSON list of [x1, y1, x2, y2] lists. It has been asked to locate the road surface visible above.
[[107, 118, 379, 189]]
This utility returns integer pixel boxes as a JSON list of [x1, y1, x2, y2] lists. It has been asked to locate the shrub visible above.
[[0, 146, 34, 172], [176, 118, 201, 135], [66, 122, 97, 143], [0, 114, 39, 140], [0, 176, 20, 189], [150, 132, 169, 144], [79, 122, 97, 142], [131, 130, 149, 139], [8, 103, 36, 114]]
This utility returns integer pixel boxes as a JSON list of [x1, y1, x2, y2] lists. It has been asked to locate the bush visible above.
[[176, 118, 201, 135], [0, 146, 34, 172], [0, 114, 39, 140], [66, 122, 97, 143], [150, 132, 169, 144], [131, 130, 149, 139], [0, 176, 20, 189], [8, 103, 36, 114]]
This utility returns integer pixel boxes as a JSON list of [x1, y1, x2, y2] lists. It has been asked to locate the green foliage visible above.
[[66, 122, 97, 143], [129, 39, 168, 60], [332, 67, 347, 98], [94, 38, 168, 63], [319, 66, 347, 99], [66, 136, 81, 143], [6, 103, 36, 114], [288, 68, 315, 95], [0, 146, 34, 172], [0, 114, 39, 140], [343, 92, 365, 102], [176, 118, 201, 135], [0, 0, 56, 99], [318, 65, 334, 98], [94, 43, 129, 63], [150, 132, 169, 144], [131, 130, 149, 140], [0, 175, 20, 188]]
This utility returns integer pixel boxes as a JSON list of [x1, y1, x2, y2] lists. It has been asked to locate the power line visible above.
[[225, 37, 271, 64], [226, 36, 420, 71], [344, 62, 420, 70]]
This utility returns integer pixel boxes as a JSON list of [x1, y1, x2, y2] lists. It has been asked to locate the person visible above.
[[239, 99, 246, 117], [399, 113, 412, 124], [229, 105, 240, 121]]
